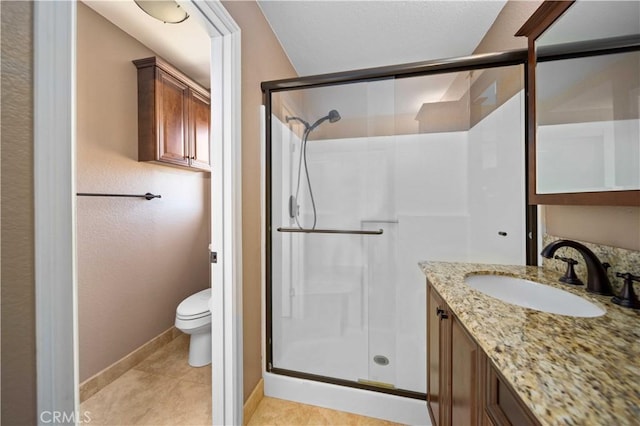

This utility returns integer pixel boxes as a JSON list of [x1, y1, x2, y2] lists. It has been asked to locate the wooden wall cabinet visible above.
[[133, 57, 211, 171], [427, 281, 539, 426]]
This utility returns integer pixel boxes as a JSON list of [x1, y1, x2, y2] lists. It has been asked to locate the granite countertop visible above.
[[420, 261, 640, 426]]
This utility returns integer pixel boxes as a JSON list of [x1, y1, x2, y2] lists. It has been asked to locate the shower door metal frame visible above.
[[262, 49, 534, 400]]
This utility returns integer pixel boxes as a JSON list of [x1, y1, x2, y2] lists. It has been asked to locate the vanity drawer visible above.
[[485, 363, 540, 426]]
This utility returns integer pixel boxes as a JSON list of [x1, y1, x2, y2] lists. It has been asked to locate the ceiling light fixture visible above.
[[134, 0, 189, 24]]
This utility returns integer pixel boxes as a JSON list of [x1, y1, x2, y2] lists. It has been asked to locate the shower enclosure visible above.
[[263, 55, 531, 401]]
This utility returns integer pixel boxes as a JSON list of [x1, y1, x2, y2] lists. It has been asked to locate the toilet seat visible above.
[[176, 311, 210, 321], [175, 313, 210, 331], [176, 288, 211, 319]]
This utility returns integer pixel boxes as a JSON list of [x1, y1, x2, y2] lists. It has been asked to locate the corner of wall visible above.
[[1, 1, 38, 424], [221, 0, 298, 403]]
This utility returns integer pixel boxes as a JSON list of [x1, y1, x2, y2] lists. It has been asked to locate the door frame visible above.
[[33, 1, 242, 424]]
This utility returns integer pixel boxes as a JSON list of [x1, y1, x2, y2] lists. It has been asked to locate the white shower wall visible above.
[[537, 119, 640, 193], [270, 91, 525, 394]]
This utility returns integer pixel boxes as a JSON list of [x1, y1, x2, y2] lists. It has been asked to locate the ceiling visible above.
[[84, 0, 509, 125], [257, 0, 508, 76], [85, 0, 508, 88], [83, 0, 211, 88]]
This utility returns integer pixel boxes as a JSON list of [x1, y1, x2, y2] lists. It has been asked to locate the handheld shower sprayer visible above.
[[289, 109, 341, 229], [286, 110, 341, 131], [327, 109, 341, 122], [309, 109, 341, 131]]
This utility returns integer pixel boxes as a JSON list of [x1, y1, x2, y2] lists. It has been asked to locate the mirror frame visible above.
[[516, 0, 640, 206]]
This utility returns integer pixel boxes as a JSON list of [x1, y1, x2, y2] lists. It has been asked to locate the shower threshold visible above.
[[264, 371, 430, 425], [269, 367, 425, 400]]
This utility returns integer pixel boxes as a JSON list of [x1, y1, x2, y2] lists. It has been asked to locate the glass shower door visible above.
[[269, 79, 398, 387], [267, 63, 525, 396]]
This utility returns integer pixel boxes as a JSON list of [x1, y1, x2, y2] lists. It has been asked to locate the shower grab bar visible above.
[[77, 192, 161, 200], [277, 227, 383, 235]]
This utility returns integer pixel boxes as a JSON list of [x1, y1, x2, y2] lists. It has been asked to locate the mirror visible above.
[[537, 0, 640, 46], [518, 0, 640, 205], [536, 50, 640, 194]]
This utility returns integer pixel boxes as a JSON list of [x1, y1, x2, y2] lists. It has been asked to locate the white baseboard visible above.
[[263, 372, 431, 425]]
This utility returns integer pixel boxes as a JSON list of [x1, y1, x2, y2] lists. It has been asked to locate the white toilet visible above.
[[175, 288, 212, 367]]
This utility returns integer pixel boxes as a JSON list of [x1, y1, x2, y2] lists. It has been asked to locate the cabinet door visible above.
[[427, 284, 449, 426], [156, 69, 189, 166], [188, 89, 211, 171], [451, 315, 480, 426]]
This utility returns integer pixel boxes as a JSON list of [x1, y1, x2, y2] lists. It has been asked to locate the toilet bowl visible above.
[[175, 288, 212, 367]]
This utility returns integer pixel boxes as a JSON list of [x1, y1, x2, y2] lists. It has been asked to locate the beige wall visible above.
[[545, 206, 640, 251], [221, 0, 298, 401], [1, 1, 37, 425], [77, 3, 210, 381], [474, 1, 543, 54]]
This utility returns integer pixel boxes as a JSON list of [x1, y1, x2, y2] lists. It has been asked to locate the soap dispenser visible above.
[[612, 272, 640, 309]]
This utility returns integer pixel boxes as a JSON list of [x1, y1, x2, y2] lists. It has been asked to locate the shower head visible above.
[[309, 109, 341, 131], [327, 109, 341, 123]]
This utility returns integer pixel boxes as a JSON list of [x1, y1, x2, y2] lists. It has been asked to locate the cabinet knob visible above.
[[436, 307, 448, 320]]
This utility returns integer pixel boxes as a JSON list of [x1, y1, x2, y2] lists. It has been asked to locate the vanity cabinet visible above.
[[133, 57, 211, 171], [427, 281, 539, 426], [427, 283, 483, 426], [427, 285, 447, 426]]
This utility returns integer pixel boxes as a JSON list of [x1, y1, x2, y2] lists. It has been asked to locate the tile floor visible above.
[[248, 397, 403, 426], [81, 334, 403, 425], [80, 334, 212, 425]]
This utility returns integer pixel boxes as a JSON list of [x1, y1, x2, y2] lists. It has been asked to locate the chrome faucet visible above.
[[541, 239, 614, 296]]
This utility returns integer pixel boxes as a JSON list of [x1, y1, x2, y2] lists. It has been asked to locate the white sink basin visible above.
[[464, 274, 606, 318]]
